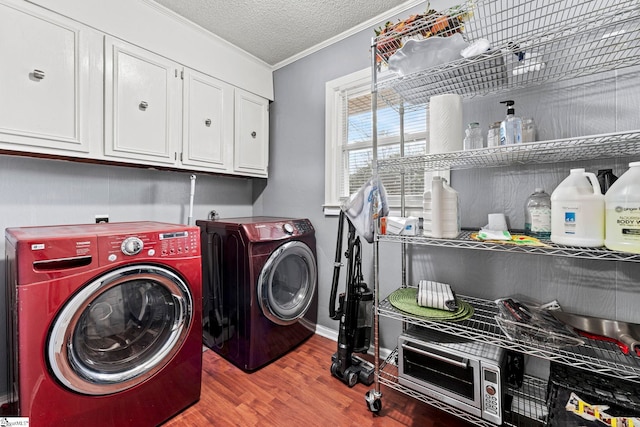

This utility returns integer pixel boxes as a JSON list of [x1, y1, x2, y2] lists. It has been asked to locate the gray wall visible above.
[[0, 154, 255, 395], [262, 0, 640, 373]]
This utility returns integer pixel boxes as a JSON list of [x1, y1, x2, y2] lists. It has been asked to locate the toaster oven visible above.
[[398, 326, 508, 425]]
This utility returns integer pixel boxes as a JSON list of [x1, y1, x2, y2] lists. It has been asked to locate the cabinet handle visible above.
[[205, 119, 211, 127], [139, 101, 149, 111], [32, 69, 45, 80], [251, 131, 257, 138]]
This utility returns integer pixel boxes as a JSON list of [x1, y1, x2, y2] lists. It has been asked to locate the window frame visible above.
[[324, 68, 371, 215], [324, 67, 427, 216]]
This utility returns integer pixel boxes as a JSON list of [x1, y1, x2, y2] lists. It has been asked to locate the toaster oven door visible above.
[[398, 338, 482, 416]]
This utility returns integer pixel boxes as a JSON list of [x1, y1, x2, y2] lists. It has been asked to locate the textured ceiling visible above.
[[151, 0, 412, 67]]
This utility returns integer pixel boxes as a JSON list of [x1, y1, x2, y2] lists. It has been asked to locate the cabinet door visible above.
[[104, 37, 181, 165], [0, 1, 96, 154], [181, 69, 233, 172], [234, 89, 269, 177]]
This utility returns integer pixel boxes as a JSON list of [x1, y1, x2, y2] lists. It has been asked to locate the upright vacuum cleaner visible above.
[[329, 210, 375, 387]]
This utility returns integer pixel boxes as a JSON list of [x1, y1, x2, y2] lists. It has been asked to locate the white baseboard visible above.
[[313, 326, 392, 361], [314, 324, 338, 341]]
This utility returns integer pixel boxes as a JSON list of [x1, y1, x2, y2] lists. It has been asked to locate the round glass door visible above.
[[48, 264, 192, 395], [257, 241, 317, 325]]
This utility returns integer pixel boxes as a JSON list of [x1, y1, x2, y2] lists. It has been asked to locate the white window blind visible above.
[[340, 87, 428, 206]]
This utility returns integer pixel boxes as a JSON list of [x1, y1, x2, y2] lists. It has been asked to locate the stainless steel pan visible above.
[[551, 311, 640, 357]]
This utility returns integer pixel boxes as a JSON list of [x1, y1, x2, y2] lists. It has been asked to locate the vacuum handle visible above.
[[329, 211, 346, 320]]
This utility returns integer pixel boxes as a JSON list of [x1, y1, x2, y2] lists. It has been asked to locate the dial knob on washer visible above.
[[121, 237, 143, 255], [283, 223, 294, 235]]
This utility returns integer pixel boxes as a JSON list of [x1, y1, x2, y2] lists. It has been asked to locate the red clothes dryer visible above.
[[5, 222, 202, 427], [197, 217, 317, 371]]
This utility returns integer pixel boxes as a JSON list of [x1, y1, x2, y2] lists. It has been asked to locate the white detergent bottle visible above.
[[423, 190, 433, 236], [605, 162, 640, 253], [550, 168, 604, 247], [425, 176, 460, 239]]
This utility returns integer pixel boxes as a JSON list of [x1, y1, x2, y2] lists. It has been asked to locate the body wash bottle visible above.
[[499, 100, 522, 145]]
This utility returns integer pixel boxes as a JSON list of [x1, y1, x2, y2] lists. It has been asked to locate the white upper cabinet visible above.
[[0, 1, 101, 155], [234, 89, 269, 177], [0, 0, 271, 177], [181, 69, 234, 173], [104, 37, 182, 166]]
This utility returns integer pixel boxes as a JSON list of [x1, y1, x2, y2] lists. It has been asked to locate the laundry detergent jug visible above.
[[423, 176, 460, 239], [550, 168, 604, 247], [605, 162, 640, 253]]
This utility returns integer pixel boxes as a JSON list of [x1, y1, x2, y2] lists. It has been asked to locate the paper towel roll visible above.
[[429, 94, 463, 154]]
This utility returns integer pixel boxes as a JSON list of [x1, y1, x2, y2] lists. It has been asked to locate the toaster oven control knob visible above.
[[121, 237, 143, 256], [283, 223, 294, 235]]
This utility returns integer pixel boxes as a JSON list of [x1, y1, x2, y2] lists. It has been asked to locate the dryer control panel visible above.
[[244, 219, 315, 241], [292, 219, 314, 234]]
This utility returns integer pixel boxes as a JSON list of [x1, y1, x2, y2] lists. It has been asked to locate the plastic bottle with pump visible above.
[[499, 100, 522, 145], [605, 162, 640, 253], [524, 188, 551, 239]]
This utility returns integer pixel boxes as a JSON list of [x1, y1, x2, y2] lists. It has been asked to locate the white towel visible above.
[[417, 280, 458, 311]]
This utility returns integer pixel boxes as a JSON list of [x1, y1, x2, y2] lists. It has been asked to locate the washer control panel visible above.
[[158, 230, 198, 257], [121, 237, 143, 256], [102, 229, 199, 263]]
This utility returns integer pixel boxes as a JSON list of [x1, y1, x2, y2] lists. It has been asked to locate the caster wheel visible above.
[[365, 390, 382, 413], [330, 362, 339, 377], [346, 370, 358, 387]]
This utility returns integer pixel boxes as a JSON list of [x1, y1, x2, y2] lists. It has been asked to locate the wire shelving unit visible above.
[[367, 0, 640, 425]]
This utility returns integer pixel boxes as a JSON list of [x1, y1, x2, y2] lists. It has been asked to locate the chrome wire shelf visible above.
[[373, 0, 640, 111], [379, 294, 640, 381], [379, 349, 548, 427], [369, 0, 640, 420], [378, 230, 640, 262], [375, 131, 640, 172]]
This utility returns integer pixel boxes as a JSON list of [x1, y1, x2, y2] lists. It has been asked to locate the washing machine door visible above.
[[47, 264, 192, 395], [257, 240, 317, 325]]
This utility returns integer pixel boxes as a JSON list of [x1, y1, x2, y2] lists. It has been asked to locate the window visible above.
[[324, 68, 428, 215]]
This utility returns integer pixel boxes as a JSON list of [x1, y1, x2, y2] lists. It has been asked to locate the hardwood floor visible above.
[[162, 334, 471, 426]]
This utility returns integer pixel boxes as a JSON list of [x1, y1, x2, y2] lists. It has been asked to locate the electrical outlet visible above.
[[95, 215, 109, 224]]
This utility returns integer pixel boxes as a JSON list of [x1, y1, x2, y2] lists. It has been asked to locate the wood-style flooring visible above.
[[162, 333, 471, 426]]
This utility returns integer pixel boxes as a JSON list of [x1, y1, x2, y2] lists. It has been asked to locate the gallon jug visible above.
[[550, 168, 604, 247], [524, 188, 551, 239], [423, 176, 460, 239], [605, 162, 640, 253]]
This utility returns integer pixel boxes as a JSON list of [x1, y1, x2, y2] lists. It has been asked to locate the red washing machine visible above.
[[5, 222, 202, 426], [197, 217, 317, 371]]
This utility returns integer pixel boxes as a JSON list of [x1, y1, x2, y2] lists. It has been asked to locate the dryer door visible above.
[[258, 240, 317, 325], [47, 264, 193, 395]]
